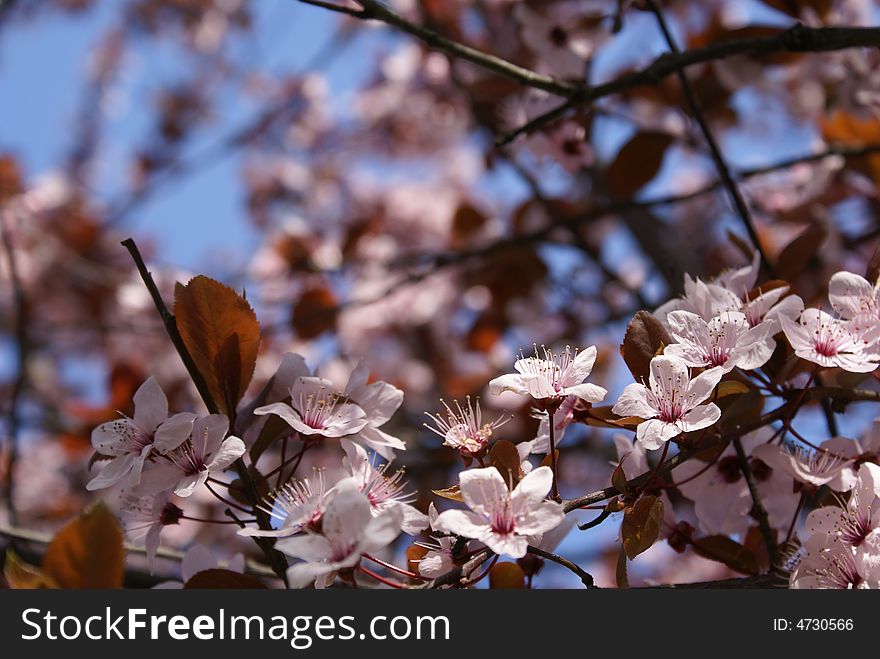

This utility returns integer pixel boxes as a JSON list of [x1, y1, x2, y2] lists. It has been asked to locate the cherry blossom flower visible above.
[[340, 439, 428, 535], [277, 480, 403, 589], [342, 360, 407, 459], [118, 490, 182, 568], [752, 439, 857, 490], [87, 377, 196, 491], [416, 503, 463, 580], [654, 254, 802, 332], [611, 355, 723, 450], [254, 376, 368, 439], [790, 532, 880, 589], [424, 397, 509, 458], [238, 468, 334, 539], [802, 463, 880, 557], [432, 466, 565, 558], [488, 345, 607, 405], [529, 121, 595, 174], [792, 464, 880, 589], [829, 270, 880, 322], [138, 415, 246, 497], [515, 2, 603, 78], [664, 310, 775, 373], [675, 428, 800, 537], [779, 308, 880, 373]]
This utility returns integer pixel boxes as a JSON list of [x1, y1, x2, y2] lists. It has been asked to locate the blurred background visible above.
[[1, 0, 880, 587]]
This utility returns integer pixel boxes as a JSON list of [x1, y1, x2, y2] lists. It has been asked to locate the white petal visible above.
[[566, 345, 597, 383], [321, 480, 373, 548], [685, 367, 723, 407], [276, 534, 334, 562], [561, 382, 607, 403], [459, 467, 508, 517], [432, 509, 488, 540], [132, 376, 169, 433], [515, 500, 565, 536], [636, 418, 679, 450], [86, 454, 137, 490], [480, 530, 529, 558], [829, 271, 875, 319], [488, 373, 526, 396], [174, 470, 209, 498], [286, 562, 335, 589], [360, 507, 404, 552], [510, 466, 554, 511], [91, 419, 138, 455], [612, 383, 657, 419], [206, 436, 246, 472], [153, 413, 197, 453], [679, 403, 721, 432]]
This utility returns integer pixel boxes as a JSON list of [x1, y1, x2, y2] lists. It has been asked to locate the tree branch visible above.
[[297, 0, 582, 98], [499, 24, 880, 144], [646, 0, 770, 274], [527, 546, 594, 588], [732, 436, 779, 567]]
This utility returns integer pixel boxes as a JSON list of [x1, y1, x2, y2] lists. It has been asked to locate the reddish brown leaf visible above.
[[605, 132, 673, 199], [621, 495, 663, 560], [489, 562, 526, 589], [620, 311, 671, 382], [3, 551, 58, 589], [42, 502, 124, 589], [174, 275, 261, 416], [775, 224, 827, 281], [291, 286, 338, 340]]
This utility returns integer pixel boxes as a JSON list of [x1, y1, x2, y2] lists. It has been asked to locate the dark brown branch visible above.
[[499, 24, 880, 144], [527, 546, 594, 588], [732, 436, 779, 567], [0, 211, 26, 526], [646, 0, 770, 274]]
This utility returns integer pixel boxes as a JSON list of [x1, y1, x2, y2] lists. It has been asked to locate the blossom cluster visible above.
[[81, 252, 880, 589]]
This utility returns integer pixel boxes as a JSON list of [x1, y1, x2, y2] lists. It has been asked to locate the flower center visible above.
[[548, 26, 568, 47], [298, 389, 340, 430]]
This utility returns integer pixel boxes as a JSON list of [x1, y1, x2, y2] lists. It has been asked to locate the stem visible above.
[[181, 515, 257, 525], [732, 436, 779, 567], [205, 481, 252, 514], [785, 492, 806, 545], [358, 565, 403, 589], [363, 553, 429, 581], [527, 546, 594, 588], [637, 439, 670, 498], [547, 406, 560, 501], [463, 553, 498, 587]]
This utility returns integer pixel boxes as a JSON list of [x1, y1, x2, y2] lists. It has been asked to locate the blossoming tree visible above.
[[3, 0, 880, 590]]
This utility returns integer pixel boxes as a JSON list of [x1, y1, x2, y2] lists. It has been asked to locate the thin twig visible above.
[[732, 436, 779, 567], [498, 25, 880, 144], [527, 546, 594, 588], [646, 0, 770, 273]]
